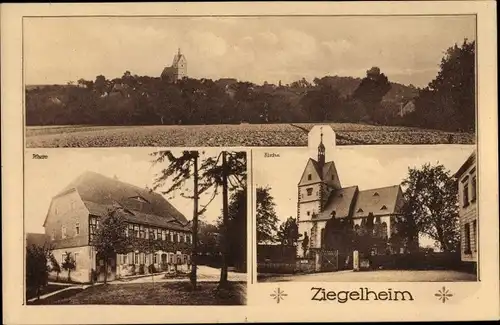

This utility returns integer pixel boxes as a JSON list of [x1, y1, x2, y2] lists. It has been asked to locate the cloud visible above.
[[322, 39, 352, 54], [188, 30, 228, 57]]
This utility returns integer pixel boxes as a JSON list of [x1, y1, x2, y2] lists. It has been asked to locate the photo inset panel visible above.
[[254, 126, 477, 282], [24, 15, 475, 147], [24, 148, 247, 305]]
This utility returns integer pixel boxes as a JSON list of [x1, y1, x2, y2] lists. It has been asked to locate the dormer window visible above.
[[373, 192, 379, 197], [380, 205, 387, 210], [357, 208, 364, 213]]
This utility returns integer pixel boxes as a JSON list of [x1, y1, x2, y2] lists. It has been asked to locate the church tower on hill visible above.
[[161, 48, 187, 83]]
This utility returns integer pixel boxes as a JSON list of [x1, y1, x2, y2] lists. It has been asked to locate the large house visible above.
[[455, 150, 478, 268], [161, 48, 187, 83], [297, 132, 405, 268], [41, 171, 192, 283]]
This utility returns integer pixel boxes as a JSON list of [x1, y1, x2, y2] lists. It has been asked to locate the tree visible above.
[[92, 208, 130, 284], [49, 254, 61, 281], [61, 252, 76, 282], [151, 150, 247, 289], [353, 67, 391, 121], [411, 39, 475, 132], [256, 186, 279, 243], [224, 187, 247, 272], [26, 244, 52, 300], [401, 163, 459, 252], [276, 217, 300, 246]]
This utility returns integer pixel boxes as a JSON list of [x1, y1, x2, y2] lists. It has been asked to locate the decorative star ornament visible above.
[[270, 287, 287, 304], [435, 286, 453, 303]]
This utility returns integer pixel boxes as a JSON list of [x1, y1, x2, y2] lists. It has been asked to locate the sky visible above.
[[253, 126, 475, 248], [24, 148, 235, 234], [24, 15, 475, 87]]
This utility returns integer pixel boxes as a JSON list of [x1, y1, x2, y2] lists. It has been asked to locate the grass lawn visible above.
[[42, 281, 246, 305], [26, 283, 74, 300]]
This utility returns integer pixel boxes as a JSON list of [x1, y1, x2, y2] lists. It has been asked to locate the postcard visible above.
[[1, 1, 498, 324]]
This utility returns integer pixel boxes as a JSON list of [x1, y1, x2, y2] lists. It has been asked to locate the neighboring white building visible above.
[[455, 150, 478, 265]]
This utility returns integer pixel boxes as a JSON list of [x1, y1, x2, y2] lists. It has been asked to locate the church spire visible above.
[[178, 47, 181, 56], [318, 127, 325, 167]]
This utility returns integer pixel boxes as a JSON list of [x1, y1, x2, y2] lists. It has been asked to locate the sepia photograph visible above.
[[255, 126, 478, 282], [24, 15, 476, 147], [24, 148, 247, 305]]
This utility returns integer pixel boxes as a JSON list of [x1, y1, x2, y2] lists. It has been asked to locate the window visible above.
[[307, 211, 311, 216], [123, 254, 128, 264], [61, 254, 66, 264], [464, 223, 471, 254], [162, 230, 166, 241], [320, 228, 325, 248], [51, 230, 55, 241], [61, 225, 67, 239], [139, 225, 145, 238], [89, 217, 98, 242], [306, 188, 313, 196], [473, 220, 477, 252], [463, 183, 469, 207], [73, 253, 78, 267], [149, 229, 155, 240], [157, 229, 162, 240], [134, 225, 139, 238], [471, 176, 477, 202], [187, 234, 191, 244], [331, 175, 334, 180], [154, 254, 158, 264], [307, 174, 312, 180], [75, 222, 80, 235], [170, 232, 174, 242], [134, 252, 139, 264], [70, 200, 76, 210]]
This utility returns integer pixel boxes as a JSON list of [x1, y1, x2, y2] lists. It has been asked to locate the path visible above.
[[259, 269, 477, 282], [112, 265, 247, 284]]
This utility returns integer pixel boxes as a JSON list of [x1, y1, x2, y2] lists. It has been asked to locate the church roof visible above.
[[55, 171, 189, 228], [352, 185, 402, 218], [315, 186, 359, 220]]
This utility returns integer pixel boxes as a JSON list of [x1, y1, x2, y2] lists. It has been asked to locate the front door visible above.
[[96, 254, 117, 282]]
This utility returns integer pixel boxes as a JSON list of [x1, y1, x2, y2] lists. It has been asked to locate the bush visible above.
[[91, 269, 97, 283], [138, 264, 145, 275], [148, 264, 157, 274]]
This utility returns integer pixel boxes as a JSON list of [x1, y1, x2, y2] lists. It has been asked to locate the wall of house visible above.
[[458, 161, 477, 263], [44, 190, 90, 249], [116, 250, 191, 277], [49, 246, 92, 283]]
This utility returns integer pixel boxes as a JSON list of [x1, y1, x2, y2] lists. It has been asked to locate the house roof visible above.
[[83, 201, 189, 232], [26, 233, 50, 248], [455, 150, 476, 178], [57, 171, 189, 229], [315, 186, 358, 220], [352, 185, 402, 218]]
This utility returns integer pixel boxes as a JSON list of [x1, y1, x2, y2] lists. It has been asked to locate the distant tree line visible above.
[[26, 39, 475, 133]]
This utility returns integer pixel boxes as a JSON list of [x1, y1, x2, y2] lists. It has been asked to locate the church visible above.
[[161, 48, 187, 82], [297, 130, 405, 268]]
